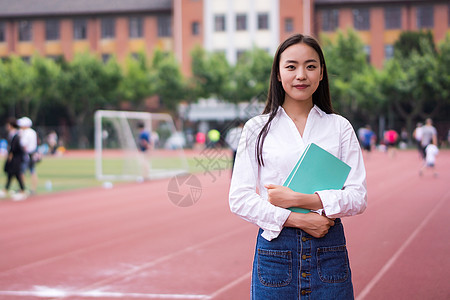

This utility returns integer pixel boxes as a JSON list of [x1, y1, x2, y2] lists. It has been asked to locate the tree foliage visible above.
[[0, 32, 448, 147]]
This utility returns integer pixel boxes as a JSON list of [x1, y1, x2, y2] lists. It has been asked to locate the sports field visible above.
[[0, 148, 449, 299]]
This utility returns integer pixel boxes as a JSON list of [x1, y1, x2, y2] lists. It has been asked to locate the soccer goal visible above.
[[94, 110, 189, 182]]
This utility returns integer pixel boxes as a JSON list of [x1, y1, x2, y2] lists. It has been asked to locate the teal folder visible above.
[[283, 143, 351, 213]]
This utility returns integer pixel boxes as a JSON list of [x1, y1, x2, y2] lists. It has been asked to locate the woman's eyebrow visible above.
[[283, 58, 319, 64]]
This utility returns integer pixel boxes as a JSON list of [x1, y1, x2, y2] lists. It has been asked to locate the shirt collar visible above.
[[277, 104, 326, 119]]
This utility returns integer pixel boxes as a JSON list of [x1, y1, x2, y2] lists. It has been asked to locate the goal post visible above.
[[94, 110, 189, 182]]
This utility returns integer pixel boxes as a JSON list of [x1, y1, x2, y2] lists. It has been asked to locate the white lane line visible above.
[[208, 272, 251, 299], [0, 288, 210, 299], [356, 190, 449, 300], [80, 226, 248, 291]]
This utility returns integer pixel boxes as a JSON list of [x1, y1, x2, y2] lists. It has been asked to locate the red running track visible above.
[[0, 150, 449, 299]]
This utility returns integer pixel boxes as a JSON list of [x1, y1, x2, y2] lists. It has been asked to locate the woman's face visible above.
[[278, 43, 323, 104]]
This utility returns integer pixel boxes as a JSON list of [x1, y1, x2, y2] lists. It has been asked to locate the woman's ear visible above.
[[320, 66, 323, 81]]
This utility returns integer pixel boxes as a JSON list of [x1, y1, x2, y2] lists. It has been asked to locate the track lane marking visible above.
[[356, 189, 449, 300], [208, 272, 251, 299]]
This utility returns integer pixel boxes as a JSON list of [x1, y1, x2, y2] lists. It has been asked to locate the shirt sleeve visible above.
[[316, 119, 368, 218], [229, 121, 291, 241]]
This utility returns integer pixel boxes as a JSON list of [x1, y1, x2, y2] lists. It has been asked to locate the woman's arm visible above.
[[229, 120, 292, 240], [284, 212, 335, 238], [265, 184, 323, 210], [316, 119, 367, 218]]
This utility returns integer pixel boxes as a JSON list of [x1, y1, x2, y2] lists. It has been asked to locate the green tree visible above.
[[0, 56, 34, 118], [190, 46, 232, 101], [348, 66, 386, 127], [230, 47, 272, 103], [152, 49, 186, 111], [384, 32, 443, 137], [393, 30, 436, 58], [322, 29, 369, 119], [29, 55, 62, 121], [119, 51, 154, 108], [59, 53, 122, 147], [434, 33, 450, 123]]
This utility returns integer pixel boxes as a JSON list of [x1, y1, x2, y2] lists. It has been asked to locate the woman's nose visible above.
[[295, 69, 306, 80]]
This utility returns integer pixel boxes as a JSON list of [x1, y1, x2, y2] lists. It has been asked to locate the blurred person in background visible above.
[[419, 143, 439, 177], [225, 120, 244, 170], [137, 122, 152, 152], [0, 118, 27, 201], [207, 129, 220, 148], [361, 124, 376, 156], [46, 130, 58, 155], [384, 128, 398, 158], [17, 117, 38, 195], [420, 118, 437, 159], [413, 122, 423, 159]]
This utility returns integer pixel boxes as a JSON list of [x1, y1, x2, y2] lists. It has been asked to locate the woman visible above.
[[1, 118, 27, 200], [229, 34, 367, 299]]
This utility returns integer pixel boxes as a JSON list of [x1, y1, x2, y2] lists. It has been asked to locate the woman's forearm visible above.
[[265, 184, 324, 210], [284, 211, 334, 238]]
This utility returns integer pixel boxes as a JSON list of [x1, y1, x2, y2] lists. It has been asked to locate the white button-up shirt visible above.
[[229, 105, 367, 241]]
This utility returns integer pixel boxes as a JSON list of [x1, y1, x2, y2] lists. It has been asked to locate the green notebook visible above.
[[283, 143, 351, 213]]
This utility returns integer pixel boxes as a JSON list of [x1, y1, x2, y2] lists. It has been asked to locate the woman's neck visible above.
[[282, 98, 314, 121]]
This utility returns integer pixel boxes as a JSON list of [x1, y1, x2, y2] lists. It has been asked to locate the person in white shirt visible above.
[[420, 144, 439, 177], [17, 117, 38, 194], [225, 120, 244, 170], [229, 34, 367, 299]]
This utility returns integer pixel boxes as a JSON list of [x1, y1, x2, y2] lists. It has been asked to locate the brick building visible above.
[[315, 0, 450, 68], [0, 0, 448, 74], [0, 0, 173, 63]]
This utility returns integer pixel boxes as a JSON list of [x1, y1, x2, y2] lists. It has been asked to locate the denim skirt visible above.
[[251, 219, 354, 299]]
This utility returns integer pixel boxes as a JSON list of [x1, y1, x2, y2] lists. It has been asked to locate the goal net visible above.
[[94, 110, 189, 182]]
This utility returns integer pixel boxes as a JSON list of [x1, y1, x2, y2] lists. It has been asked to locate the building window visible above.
[[385, 44, 394, 60], [21, 56, 31, 63], [18, 20, 32, 41], [0, 22, 5, 42], [285, 18, 293, 32], [157, 15, 172, 37], [129, 17, 143, 38], [214, 15, 226, 32], [192, 21, 200, 35], [46, 55, 62, 62], [101, 17, 115, 39], [236, 49, 246, 61], [385, 6, 401, 29], [258, 13, 269, 30], [73, 19, 87, 40], [236, 14, 247, 31], [46, 19, 60, 40], [364, 45, 371, 63], [322, 9, 339, 31], [353, 8, 370, 30], [417, 5, 434, 28], [102, 54, 111, 63]]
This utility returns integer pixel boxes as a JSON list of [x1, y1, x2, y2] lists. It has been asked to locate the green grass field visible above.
[[0, 152, 233, 195]]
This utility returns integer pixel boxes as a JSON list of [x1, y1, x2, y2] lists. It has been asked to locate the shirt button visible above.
[[302, 237, 307, 242], [302, 272, 307, 278], [302, 255, 307, 260], [301, 290, 307, 295]]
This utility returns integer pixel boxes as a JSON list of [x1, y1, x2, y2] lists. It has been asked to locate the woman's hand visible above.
[[265, 184, 296, 208], [265, 184, 324, 211], [284, 212, 335, 238]]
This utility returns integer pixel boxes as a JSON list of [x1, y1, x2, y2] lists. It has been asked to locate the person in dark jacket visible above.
[[0, 119, 27, 201]]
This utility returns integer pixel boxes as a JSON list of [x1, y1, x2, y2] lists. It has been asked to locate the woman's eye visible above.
[[286, 65, 295, 70], [307, 65, 317, 70]]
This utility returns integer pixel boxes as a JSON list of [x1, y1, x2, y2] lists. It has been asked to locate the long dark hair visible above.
[[256, 34, 334, 166]]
